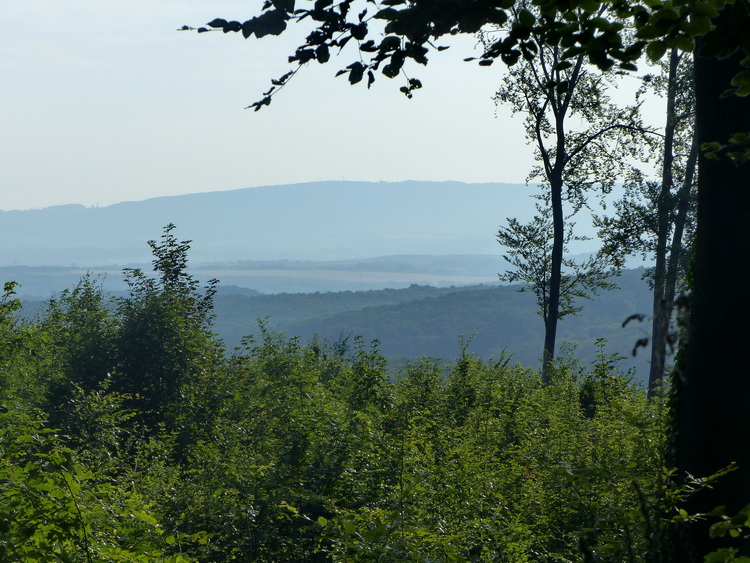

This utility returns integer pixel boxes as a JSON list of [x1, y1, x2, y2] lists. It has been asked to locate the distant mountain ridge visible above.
[[1, 180, 563, 267]]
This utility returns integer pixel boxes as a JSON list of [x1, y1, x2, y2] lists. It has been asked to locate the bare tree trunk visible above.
[[648, 49, 679, 395], [663, 136, 698, 309], [649, 140, 698, 398], [542, 178, 565, 380], [657, 134, 698, 384], [674, 21, 750, 559], [541, 117, 567, 380]]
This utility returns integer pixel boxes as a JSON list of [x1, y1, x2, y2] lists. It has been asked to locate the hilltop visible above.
[[2, 180, 581, 267]]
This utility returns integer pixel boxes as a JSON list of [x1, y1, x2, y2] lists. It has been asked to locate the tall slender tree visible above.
[[113, 224, 221, 429], [492, 7, 647, 373], [497, 197, 618, 376], [598, 49, 698, 396]]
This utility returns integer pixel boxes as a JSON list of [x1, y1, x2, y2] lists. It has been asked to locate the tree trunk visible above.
[[648, 49, 679, 396], [542, 177, 564, 379], [662, 136, 698, 310], [659, 134, 698, 366], [674, 19, 750, 559], [542, 110, 567, 381]]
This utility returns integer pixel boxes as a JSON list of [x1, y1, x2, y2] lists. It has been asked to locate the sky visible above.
[[0, 1, 546, 211]]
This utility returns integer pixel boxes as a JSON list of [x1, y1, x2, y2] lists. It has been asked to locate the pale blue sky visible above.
[[1, 1, 541, 211]]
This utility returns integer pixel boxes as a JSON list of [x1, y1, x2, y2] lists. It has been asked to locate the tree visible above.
[[598, 49, 698, 396], [0, 282, 26, 396], [40, 275, 119, 432], [673, 10, 750, 559], [44, 277, 118, 393], [0, 406, 198, 561], [112, 224, 222, 430], [188, 0, 750, 557], [491, 8, 646, 372], [498, 198, 617, 375]]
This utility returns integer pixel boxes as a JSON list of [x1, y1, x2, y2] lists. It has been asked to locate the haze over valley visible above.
[[1, 181, 548, 266], [6, 181, 655, 381]]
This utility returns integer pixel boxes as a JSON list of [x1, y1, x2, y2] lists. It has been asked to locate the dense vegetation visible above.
[[1, 228, 706, 561]]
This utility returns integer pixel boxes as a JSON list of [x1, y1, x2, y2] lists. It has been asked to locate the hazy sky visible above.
[[1, 1, 546, 211]]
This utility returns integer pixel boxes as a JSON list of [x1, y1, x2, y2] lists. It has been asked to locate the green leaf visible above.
[[646, 40, 667, 61], [375, 8, 399, 20], [206, 18, 227, 29], [553, 60, 573, 71], [373, 523, 388, 541], [635, 25, 662, 40], [254, 10, 288, 38], [561, 46, 584, 59], [691, 2, 720, 18], [590, 17, 611, 30], [63, 474, 80, 495], [731, 70, 750, 88], [131, 510, 158, 527], [578, 0, 601, 12], [272, 0, 295, 12], [518, 9, 536, 29], [730, 511, 750, 526], [279, 501, 298, 514], [652, 7, 679, 27], [672, 34, 695, 52], [682, 15, 712, 35], [705, 549, 736, 563]]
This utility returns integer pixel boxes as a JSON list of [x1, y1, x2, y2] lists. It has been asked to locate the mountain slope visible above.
[[212, 268, 654, 380], [2, 180, 554, 266]]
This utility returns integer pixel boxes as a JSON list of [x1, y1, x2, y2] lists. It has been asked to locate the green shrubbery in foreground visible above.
[[0, 231, 676, 561]]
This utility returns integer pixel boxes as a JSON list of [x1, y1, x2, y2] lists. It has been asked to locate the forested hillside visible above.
[[211, 268, 653, 379], [20, 268, 655, 380], [0, 230, 678, 561]]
